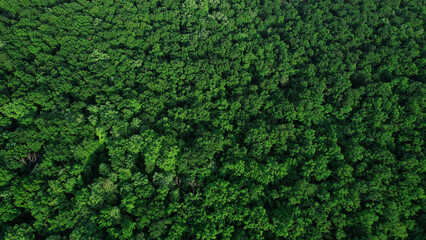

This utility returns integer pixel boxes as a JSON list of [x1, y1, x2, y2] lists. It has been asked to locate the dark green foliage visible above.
[[0, 0, 425, 239]]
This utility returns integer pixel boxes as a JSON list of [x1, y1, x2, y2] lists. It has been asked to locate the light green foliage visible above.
[[0, 0, 425, 239], [3, 223, 35, 240]]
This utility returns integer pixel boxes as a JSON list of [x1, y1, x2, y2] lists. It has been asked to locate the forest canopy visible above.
[[0, 0, 425, 239]]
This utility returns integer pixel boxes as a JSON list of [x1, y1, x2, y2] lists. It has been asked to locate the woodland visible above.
[[0, 0, 425, 239]]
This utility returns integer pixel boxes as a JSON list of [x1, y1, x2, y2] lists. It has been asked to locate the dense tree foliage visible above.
[[0, 0, 425, 239]]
